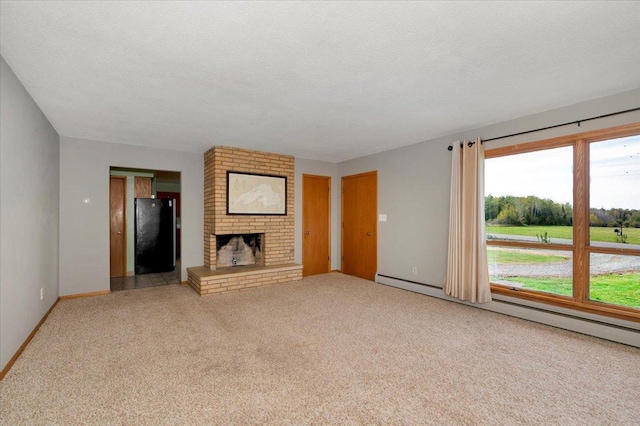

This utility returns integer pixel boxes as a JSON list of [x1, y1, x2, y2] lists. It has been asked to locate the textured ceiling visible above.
[[1, 1, 639, 162]]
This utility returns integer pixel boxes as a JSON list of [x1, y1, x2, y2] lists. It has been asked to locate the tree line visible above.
[[485, 195, 640, 228]]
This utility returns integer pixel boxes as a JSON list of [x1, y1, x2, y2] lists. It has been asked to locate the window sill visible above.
[[490, 285, 640, 323]]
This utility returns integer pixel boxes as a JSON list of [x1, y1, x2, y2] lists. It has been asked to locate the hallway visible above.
[[110, 260, 181, 291]]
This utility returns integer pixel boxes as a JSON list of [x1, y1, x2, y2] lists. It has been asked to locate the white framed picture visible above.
[[227, 171, 287, 215]]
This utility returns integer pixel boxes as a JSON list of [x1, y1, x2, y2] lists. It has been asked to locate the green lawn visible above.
[[491, 273, 640, 308], [487, 248, 568, 264], [486, 225, 640, 245]]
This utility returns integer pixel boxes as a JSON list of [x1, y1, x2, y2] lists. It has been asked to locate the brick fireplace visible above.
[[187, 146, 303, 295]]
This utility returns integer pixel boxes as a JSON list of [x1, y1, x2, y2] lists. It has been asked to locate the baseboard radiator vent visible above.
[[375, 274, 640, 348]]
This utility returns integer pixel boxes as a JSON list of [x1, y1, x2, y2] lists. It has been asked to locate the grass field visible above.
[[486, 226, 639, 308], [486, 225, 640, 245], [491, 273, 640, 308]]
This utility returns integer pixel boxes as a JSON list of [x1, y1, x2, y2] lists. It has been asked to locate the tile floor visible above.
[[110, 260, 181, 291]]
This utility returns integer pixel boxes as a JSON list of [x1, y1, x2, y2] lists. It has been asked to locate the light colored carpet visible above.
[[1, 273, 638, 425]]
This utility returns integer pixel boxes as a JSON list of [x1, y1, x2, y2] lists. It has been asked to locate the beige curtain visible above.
[[444, 137, 492, 303]]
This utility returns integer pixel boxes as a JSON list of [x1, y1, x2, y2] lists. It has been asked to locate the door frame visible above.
[[341, 170, 378, 278], [302, 174, 331, 276], [109, 175, 127, 277]]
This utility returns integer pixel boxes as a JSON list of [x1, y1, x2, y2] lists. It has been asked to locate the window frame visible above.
[[485, 122, 640, 323]]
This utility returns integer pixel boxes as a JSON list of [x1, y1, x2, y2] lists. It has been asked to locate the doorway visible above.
[[341, 171, 377, 281], [109, 176, 127, 278], [109, 167, 182, 291], [302, 174, 331, 277]]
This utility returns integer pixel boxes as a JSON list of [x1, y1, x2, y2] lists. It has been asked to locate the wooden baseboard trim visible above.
[[0, 298, 60, 381], [331, 269, 342, 273], [180, 280, 188, 285], [60, 290, 110, 300]]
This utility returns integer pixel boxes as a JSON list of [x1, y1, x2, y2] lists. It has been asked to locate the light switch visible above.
[[379, 214, 387, 222]]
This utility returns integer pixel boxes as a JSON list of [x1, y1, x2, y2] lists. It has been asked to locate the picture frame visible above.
[[227, 171, 287, 215]]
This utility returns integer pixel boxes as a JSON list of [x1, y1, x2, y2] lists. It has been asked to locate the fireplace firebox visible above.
[[215, 233, 264, 268]]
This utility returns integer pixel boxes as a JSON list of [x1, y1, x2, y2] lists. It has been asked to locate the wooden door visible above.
[[110, 176, 126, 277], [303, 175, 331, 277], [134, 176, 152, 198], [341, 171, 377, 281], [156, 191, 181, 258]]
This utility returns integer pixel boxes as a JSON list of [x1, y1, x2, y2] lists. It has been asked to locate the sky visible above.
[[485, 135, 640, 210]]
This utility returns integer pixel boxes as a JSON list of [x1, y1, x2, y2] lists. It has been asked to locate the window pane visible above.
[[488, 246, 573, 297], [485, 147, 573, 245], [589, 135, 640, 250], [589, 253, 640, 309]]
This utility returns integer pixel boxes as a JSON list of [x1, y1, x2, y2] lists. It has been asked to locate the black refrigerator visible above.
[[135, 198, 176, 274]]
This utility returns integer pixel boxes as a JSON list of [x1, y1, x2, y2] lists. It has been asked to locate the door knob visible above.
[[305, 231, 310, 235], [117, 231, 122, 235], [367, 232, 372, 236]]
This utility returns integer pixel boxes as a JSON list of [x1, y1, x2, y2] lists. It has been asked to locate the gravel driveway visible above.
[[488, 248, 640, 277]]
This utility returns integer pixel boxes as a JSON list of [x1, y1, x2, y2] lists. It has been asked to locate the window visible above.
[[485, 123, 640, 321]]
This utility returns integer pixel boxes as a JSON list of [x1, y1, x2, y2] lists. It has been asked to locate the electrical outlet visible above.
[[412, 267, 417, 275], [40, 288, 44, 300]]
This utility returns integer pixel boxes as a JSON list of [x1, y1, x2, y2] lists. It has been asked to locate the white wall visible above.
[[59, 137, 203, 296], [294, 158, 339, 270], [0, 56, 60, 371]]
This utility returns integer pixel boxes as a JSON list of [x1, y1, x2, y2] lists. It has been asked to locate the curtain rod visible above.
[[446, 106, 640, 151]]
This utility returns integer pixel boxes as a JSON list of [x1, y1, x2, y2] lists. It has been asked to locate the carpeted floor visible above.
[[1, 273, 638, 425]]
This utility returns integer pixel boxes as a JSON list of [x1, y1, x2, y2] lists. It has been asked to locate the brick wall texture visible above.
[[188, 265, 302, 295], [203, 146, 295, 269]]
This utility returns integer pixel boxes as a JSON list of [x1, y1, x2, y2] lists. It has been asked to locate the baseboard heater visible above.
[[375, 274, 640, 348]]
